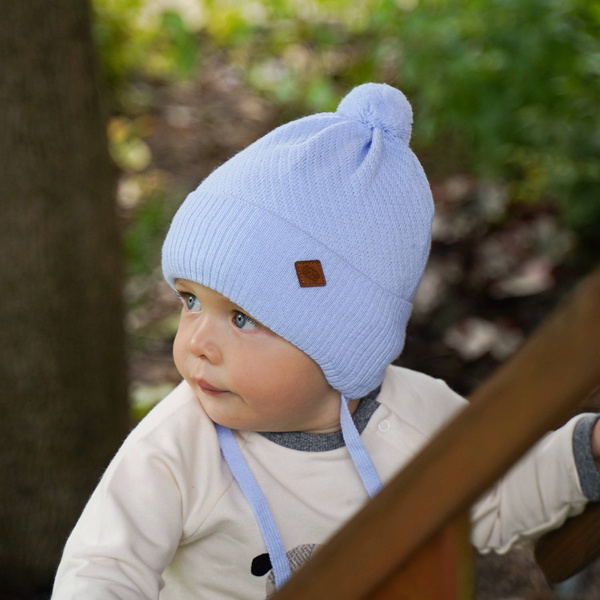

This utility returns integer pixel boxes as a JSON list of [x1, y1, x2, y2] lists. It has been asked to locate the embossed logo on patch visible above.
[[295, 260, 326, 287]]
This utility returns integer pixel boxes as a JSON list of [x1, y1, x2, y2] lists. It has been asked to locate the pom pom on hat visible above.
[[336, 82, 413, 142], [162, 83, 433, 399]]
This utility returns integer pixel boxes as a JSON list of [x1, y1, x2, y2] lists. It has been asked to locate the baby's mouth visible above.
[[195, 378, 227, 397]]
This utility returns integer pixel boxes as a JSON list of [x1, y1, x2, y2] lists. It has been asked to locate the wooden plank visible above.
[[535, 500, 600, 582], [272, 266, 600, 600], [368, 512, 473, 600]]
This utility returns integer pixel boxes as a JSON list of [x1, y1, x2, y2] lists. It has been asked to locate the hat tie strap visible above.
[[339, 394, 383, 498], [216, 394, 382, 590], [216, 424, 292, 588]]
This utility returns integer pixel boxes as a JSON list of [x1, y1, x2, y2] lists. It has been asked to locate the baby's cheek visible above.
[[232, 367, 281, 401], [172, 331, 188, 375]]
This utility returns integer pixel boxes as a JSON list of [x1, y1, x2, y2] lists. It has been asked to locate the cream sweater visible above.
[[52, 365, 589, 599]]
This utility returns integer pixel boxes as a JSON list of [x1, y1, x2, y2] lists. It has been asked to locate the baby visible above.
[[52, 83, 600, 599]]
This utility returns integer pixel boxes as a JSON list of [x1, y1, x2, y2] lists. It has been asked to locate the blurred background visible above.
[[1, 0, 600, 598]]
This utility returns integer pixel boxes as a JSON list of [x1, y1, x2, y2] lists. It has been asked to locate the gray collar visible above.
[[259, 388, 381, 452]]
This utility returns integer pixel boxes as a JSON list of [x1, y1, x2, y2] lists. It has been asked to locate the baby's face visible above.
[[173, 280, 342, 433]]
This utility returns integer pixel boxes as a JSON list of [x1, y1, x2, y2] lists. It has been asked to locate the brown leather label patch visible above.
[[295, 260, 326, 287]]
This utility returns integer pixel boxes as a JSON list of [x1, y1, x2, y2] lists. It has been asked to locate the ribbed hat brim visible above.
[[162, 190, 413, 398]]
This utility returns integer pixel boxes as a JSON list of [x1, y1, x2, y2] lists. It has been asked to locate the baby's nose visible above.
[[188, 319, 223, 364]]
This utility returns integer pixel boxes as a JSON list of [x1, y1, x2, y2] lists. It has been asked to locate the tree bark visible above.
[[0, 0, 129, 594]]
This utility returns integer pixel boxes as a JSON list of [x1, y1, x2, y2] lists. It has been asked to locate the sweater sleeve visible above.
[[470, 414, 591, 553], [51, 441, 184, 600], [572, 414, 600, 501], [50, 384, 210, 600]]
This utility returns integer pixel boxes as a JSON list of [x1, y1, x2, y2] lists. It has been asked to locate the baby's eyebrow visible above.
[[232, 304, 253, 317], [229, 302, 265, 325], [173, 278, 194, 292]]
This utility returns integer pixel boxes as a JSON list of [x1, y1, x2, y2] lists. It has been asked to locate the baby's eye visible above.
[[233, 311, 259, 331], [182, 293, 202, 312]]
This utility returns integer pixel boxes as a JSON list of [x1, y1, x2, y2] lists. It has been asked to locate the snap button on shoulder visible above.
[[378, 420, 391, 432]]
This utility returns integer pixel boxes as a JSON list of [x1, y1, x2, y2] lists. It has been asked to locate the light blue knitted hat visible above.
[[162, 83, 434, 399]]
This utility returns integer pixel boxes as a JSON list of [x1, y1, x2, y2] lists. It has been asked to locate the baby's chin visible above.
[[205, 410, 311, 434]]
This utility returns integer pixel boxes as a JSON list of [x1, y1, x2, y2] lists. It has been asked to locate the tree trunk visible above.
[[0, 0, 129, 594]]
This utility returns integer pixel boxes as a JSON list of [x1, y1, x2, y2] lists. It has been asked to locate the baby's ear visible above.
[[251, 552, 272, 577]]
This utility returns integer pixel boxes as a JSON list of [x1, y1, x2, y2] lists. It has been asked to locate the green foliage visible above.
[[107, 115, 153, 172], [123, 191, 178, 277], [92, 0, 198, 100], [393, 0, 600, 217]]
